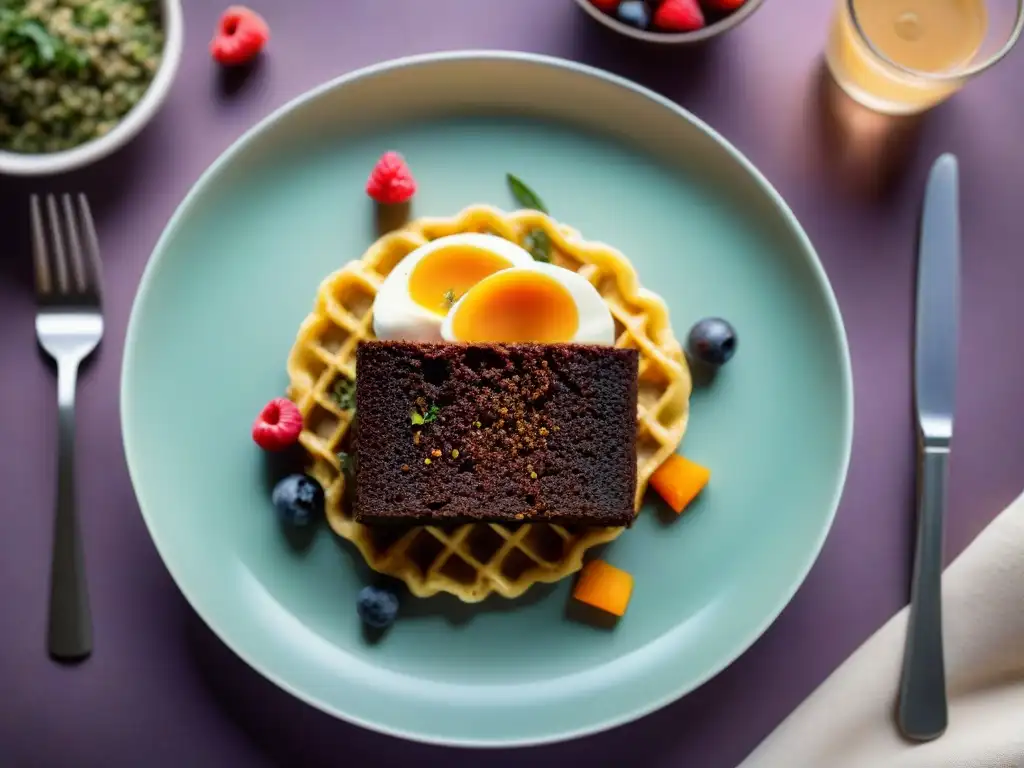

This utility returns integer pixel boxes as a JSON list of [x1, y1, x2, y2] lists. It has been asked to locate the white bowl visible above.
[[0, 0, 184, 176], [573, 0, 766, 44]]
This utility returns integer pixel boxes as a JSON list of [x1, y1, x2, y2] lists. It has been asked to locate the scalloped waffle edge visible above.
[[285, 205, 691, 602]]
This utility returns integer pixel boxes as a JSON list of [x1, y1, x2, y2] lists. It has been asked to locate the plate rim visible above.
[[121, 49, 854, 748]]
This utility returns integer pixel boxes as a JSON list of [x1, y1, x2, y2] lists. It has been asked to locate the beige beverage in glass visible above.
[[826, 0, 1024, 114]]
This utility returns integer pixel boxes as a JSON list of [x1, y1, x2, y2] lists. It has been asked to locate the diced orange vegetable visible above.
[[573, 560, 634, 617], [650, 454, 710, 514]]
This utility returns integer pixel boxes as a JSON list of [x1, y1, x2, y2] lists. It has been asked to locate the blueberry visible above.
[[271, 474, 324, 527], [617, 0, 650, 27], [357, 586, 400, 629], [687, 318, 738, 366]]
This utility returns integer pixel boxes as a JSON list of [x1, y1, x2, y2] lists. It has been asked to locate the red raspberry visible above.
[[252, 397, 303, 451], [366, 151, 417, 205], [703, 0, 747, 10], [654, 0, 705, 31], [590, 0, 620, 10], [211, 6, 269, 66]]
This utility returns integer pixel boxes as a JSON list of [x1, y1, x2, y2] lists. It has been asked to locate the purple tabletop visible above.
[[2, 1, 1023, 766]]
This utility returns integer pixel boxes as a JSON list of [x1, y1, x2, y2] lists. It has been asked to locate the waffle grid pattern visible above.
[[286, 205, 691, 602]]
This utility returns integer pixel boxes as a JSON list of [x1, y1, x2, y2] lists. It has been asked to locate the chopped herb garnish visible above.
[[80, 8, 110, 28], [443, 289, 457, 308], [522, 228, 551, 263], [506, 174, 549, 214], [337, 451, 356, 475], [332, 377, 356, 410], [0, 12, 88, 75], [410, 403, 441, 426]]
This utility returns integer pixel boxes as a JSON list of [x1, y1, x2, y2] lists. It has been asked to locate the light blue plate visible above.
[[122, 52, 853, 747]]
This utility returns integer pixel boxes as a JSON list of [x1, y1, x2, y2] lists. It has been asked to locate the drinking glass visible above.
[[826, 0, 1024, 115]]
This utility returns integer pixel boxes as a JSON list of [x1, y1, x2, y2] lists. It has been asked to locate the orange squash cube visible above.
[[573, 560, 634, 617], [650, 454, 710, 514]]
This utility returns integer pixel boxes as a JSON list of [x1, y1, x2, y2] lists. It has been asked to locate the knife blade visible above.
[[915, 154, 960, 442], [898, 153, 960, 742]]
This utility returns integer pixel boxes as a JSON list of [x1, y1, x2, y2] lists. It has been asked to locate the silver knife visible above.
[[897, 153, 960, 741]]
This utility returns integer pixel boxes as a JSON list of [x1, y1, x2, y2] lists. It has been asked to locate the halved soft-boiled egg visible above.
[[372, 233, 536, 342], [440, 262, 616, 345]]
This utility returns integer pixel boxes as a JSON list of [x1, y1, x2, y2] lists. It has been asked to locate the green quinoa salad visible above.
[[0, 0, 164, 154]]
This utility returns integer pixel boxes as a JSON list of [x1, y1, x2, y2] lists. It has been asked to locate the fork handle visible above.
[[897, 446, 949, 740], [47, 357, 92, 662]]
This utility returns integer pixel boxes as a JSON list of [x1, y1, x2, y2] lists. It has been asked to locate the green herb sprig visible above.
[[506, 173, 552, 263], [522, 229, 551, 263], [507, 174, 549, 214]]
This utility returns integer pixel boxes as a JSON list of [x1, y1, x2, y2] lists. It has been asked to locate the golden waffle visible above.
[[286, 205, 691, 602]]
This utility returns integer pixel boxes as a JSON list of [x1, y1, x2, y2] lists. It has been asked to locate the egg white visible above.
[[439, 262, 616, 345], [371, 233, 536, 342]]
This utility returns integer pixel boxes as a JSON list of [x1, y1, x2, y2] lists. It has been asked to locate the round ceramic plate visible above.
[[122, 52, 853, 747]]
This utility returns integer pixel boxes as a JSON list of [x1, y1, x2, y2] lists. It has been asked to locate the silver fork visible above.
[[31, 194, 104, 662]]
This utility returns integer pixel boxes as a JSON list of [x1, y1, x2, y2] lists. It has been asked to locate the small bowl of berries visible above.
[[574, 0, 764, 43]]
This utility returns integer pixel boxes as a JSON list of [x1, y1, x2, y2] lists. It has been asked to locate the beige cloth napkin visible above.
[[741, 490, 1024, 768]]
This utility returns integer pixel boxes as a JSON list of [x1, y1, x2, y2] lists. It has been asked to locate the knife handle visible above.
[[897, 446, 949, 741]]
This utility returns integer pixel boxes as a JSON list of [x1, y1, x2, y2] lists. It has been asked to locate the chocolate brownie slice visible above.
[[353, 341, 638, 527]]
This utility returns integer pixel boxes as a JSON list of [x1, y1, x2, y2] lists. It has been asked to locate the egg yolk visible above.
[[450, 271, 579, 343], [409, 246, 515, 315]]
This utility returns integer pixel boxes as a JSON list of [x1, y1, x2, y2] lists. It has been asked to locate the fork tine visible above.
[[30, 195, 52, 297], [45, 194, 70, 295], [76, 194, 104, 299], [61, 194, 87, 294]]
